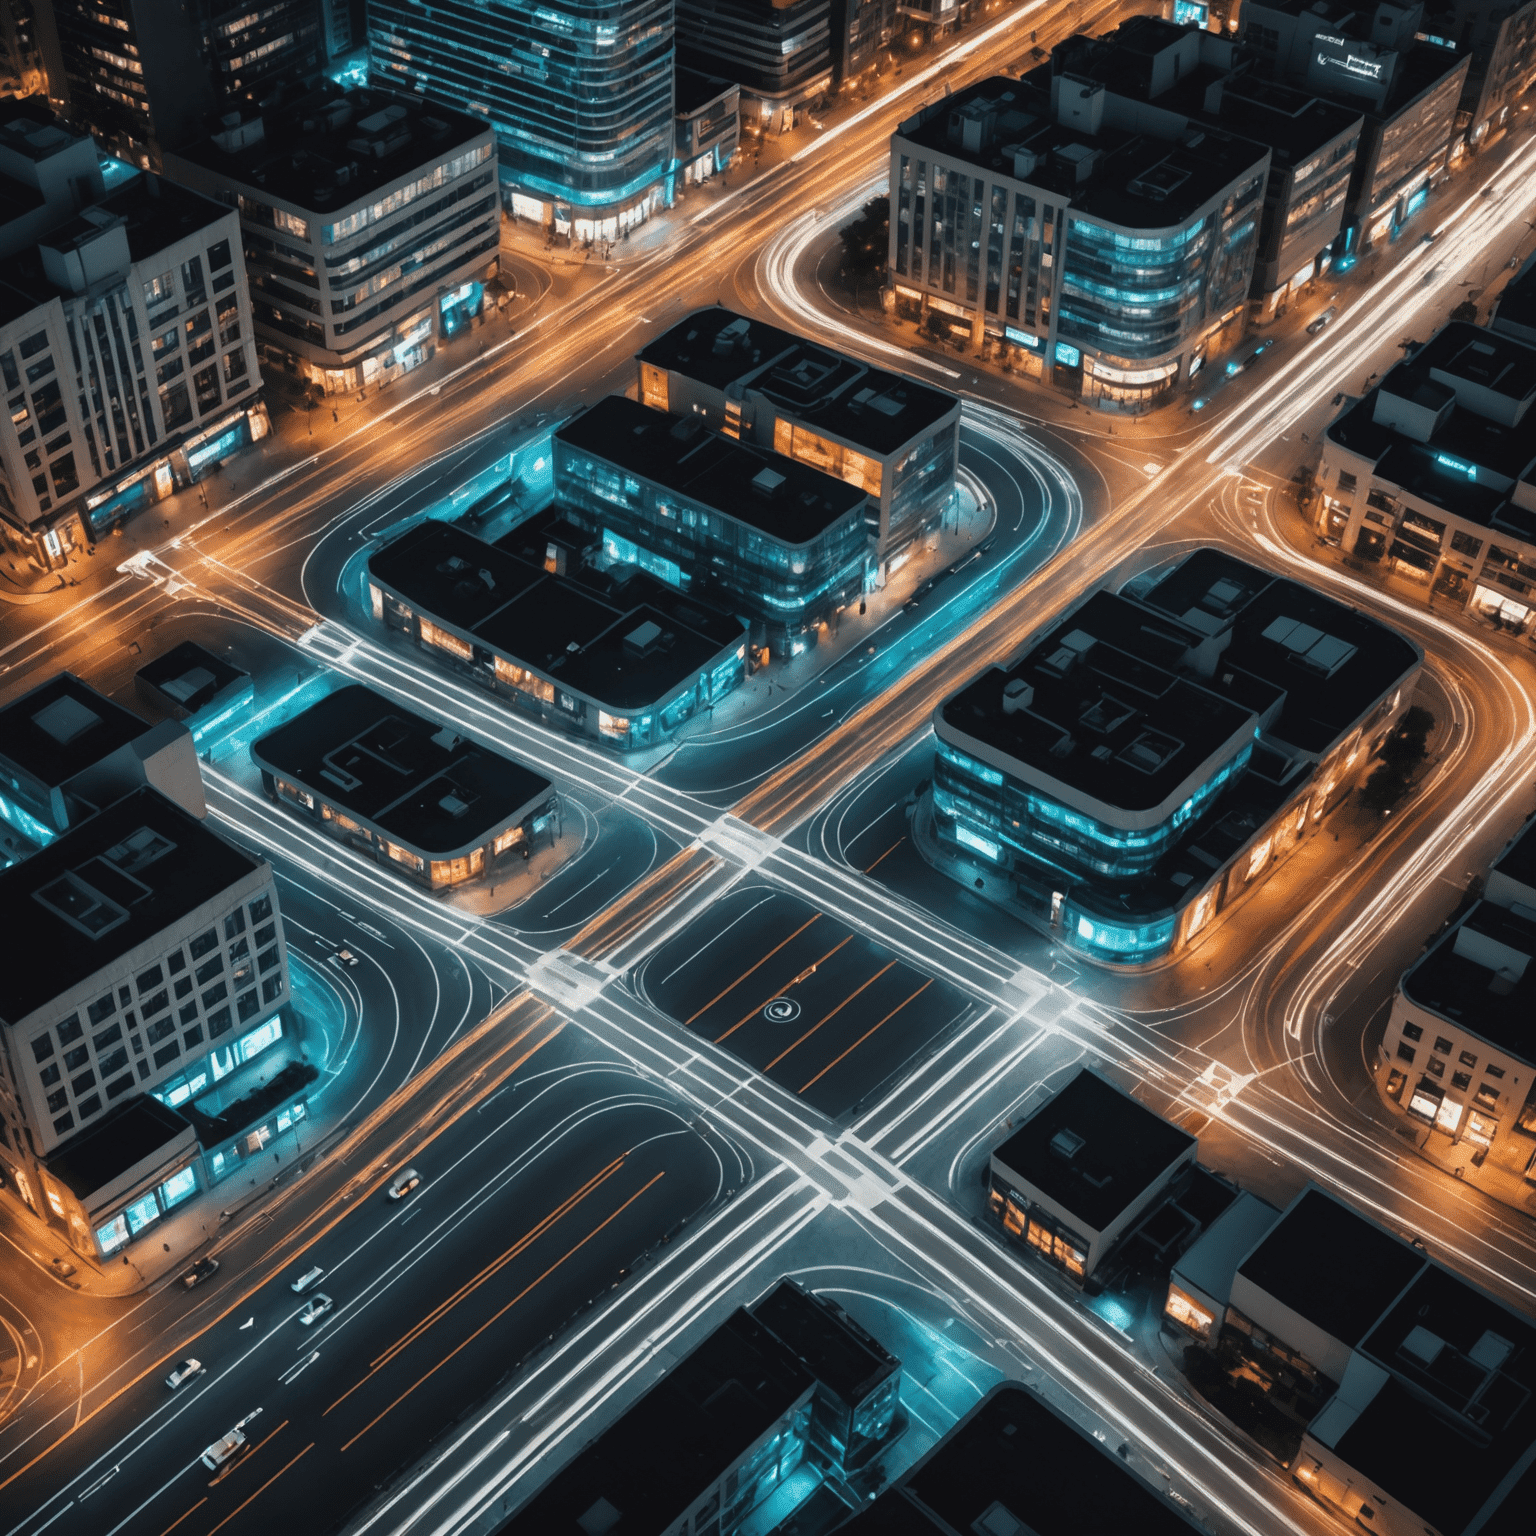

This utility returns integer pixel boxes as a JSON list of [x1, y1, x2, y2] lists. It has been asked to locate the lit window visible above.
[[159, 1165, 197, 1210], [124, 1192, 160, 1236], [97, 1213, 130, 1254]]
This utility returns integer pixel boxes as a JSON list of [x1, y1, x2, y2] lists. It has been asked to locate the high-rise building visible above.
[[367, 0, 674, 241], [165, 84, 498, 396], [675, 0, 833, 134], [33, 0, 324, 167], [0, 100, 266, 574]]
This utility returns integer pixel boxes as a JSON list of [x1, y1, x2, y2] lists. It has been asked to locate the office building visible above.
[[676, 0, 833, 135], [637, 307, 960, 567], [1314, 320, 1536, 629], [33, 0, 324, 168], [1432, 0, 1536, 153], [830, 0, 890, 86], [1163, 1189, 1280, 1343], [1236, 0, 1468, 253], [925, 547, 1422, 965], [1376, 815, 1536, 1153], [1, 0, 45, 97], [750, 1279, 902, 1473], [165, 84, 497, 396], [0, 785, 292, 1261], [836, 1382, 1208, 1536], [498, 1307, 818, 1535], [890, 53, 1269, 412], [556, 395, 871, 641], [675, 68, 740, 189], [367, 0, 674, 241], [0, 672, 205, 860], [252, 683, 560, 889], [0, 101, 265, 573], [987, 1066, 1199, 1283], [1183, 1184, 1536, 1536], [368, 516, 750, 753], [135, 638, 253, 741]]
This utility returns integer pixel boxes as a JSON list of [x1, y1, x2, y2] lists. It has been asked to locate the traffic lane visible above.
[[638, 883, 975, 1118], [15, 1066, 729, 1536], [654, 417, 1070, 803]]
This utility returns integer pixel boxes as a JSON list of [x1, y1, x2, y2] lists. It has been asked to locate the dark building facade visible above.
[[676, 0, 833, 133]]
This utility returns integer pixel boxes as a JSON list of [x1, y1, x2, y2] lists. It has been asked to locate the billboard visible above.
[[1305, 32, 1396, 107]]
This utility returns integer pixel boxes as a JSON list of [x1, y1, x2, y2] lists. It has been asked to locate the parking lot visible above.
[[639, 884, 975, 1118]]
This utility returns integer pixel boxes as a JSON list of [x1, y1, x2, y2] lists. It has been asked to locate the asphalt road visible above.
[[2, 1032, 737, 1536]]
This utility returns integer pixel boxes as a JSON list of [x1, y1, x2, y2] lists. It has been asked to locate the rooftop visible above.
[[1139, 548, 1422, 755], [45, 1094, 191, 1203], [1171, 1191, 1281, 1311], [0, 673, 153, 790], [1491, 254, 1536, 345], [0, 99, 93, 164], [135, 640, 251, 720], [896, 74, 1269, 233], [169, 84, 491, 218], [367, 519, 747, 714], [940, 589, 1259, 817], [675, 67, 739, 117], [557, 396, 869, 548], [836, 1383, 1205, 1536], [1213, 78, 1363, 168], [638, 308, 958, 456], [1321, 1265, 1536, 1536], [1236, 1187, 1426, 1351], [96, 173, 229, 266], [992, 1067, 1196, 1235], [1399, 901, 1536, 1065], [0, 787, 259, 1027], [1488, 814, 1536, 901], [750, 1280, 899, 1410], [500, 1308, 812, 1535], [251, 683, 553, 859]]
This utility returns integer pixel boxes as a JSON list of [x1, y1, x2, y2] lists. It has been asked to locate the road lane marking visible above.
[[800, 979, 934, 1095], [713, 934, 854, 1045], [205, 1443, 313, 1536], [762, 960, 897, 1074], [682, 912, 820, 1025], [155, 1498, 206, 1536], [338, 1170, 667, 1454]]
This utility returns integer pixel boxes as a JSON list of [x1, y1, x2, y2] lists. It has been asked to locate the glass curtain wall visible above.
[[368, 0, 674, 225]]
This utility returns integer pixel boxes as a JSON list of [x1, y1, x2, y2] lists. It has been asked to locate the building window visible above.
[[1425, 1056, 1444, 1078], [146, 1017, 175, 1045], [195, 955, 224, 985], [1485, 1064, 1505, 1079], [65, 1047, 88, 1071], [175, 977, 193, 1000], [32, 1035, 54, 1064], [93, 1022, 122, 1052], [1396, 1043, 1416, 1063], [190, 928, 219, 959], [105, 1072, 134, 1099], [208, 1007, 233, 1038], [137, 963, 163, 992], [87, 995, 116, 1025], [96, 1212, 129, 1254], [261, 974, 284, 1003], [238, 990, 260, 1021], [1475, 1083, 1501, 1110], [154, 1041, 180, 1067], [99, 1047, 128, 1077], [255, 921, 276, 947], [141, 990, 169, 1018], [183, 1025, 204, 1050], [179, 1002, 199, 1025], [202, 981, 228, 1010], [1458, 1050, 1478, 1067], [161, 1165, 197, 1209], [125, 1191, 160, 1236], [57, 1016, 83, 1045], [225, 908, 246, 940], [250, 895, 273, 924], [77, 1093, 101, 1120], [53, 1112, 74, 1135], [168, 950, 186, 974], [1452, 1071, 1471, 1090]]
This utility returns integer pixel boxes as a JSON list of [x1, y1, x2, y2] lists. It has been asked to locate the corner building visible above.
[[924, 548, 1422, 964], [367, 0, 674, 240], [890, 66, 1268, 411]]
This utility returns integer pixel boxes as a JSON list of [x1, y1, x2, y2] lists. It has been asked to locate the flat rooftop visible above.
[[499, 1308, 811, 1535], [97, 173, 229, 265], [837, 1383, 1205, 1536], [675, 67, 738, 117], [1492, 254, 1536, 343], [992, 1067, 1196, 1235], [251, 683, 553, 858], [0, 98, 94, 164], [1324, 1264, 1536, 1536], [1172, 1191, 1280, 1311], [940, 589, 1259, 815], [0, 673, 150, 789], [1237, 1187, 1426, 1351], [1490, 814, 1536, 897], [1400, 902, 1536, 1065], [136, 640, 250, 718], [639, 307, 958, 456], [0, 786, 259, 1026], [368, 518, 747, 713], [559, 396, 869, 548], [46, 1094, 190, 1202], [1140, 548, 1423, 755], [1215, 78, 1363, 167], [170, 84, 491, 217], [751, 1280, 898, 1410], [897, 75, 1269, 233]]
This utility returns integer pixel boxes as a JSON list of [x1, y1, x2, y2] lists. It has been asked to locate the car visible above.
[[201, 1428, 246, 1470], [1306, 307, 1338, 335], [332, 948, 359, 967], [298, 1293, 334, 1326], [291, 1264, 325, 1294], [387, 1168, 421, 1201], [180, 1257, 220, 1291], [166, 1358, 204, 1390]]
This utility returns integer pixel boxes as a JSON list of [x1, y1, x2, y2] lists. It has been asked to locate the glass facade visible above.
[[368, 0, 675, 220], [557, 446, 868, 629]]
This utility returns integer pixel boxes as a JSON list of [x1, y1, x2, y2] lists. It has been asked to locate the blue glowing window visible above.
[[1054, 342, 1082, 368]]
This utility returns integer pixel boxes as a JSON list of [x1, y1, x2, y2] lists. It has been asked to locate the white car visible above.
[[290, 1265, 325, 1294], [166, 1358, 204, 1390], [201, 1428, 246, 1470], [387, 1168, 421, 1201], [298, 1293, 334, 1326], [333, 949, 359, 967]]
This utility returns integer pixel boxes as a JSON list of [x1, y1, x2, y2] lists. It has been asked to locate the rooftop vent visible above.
[[430, 727, 461, 752], [1050, 1128, 1085, 1160], [1002, 677, 1034, 715], [438, 792, 470, 818], [1469, 1331, 1513, 1371], [32, 693, 101, 746], [1116, 729, 1182, 774], [1260, 615, 1357, 675], [751, 467, 787, 497], [624, 619, 663, 656], [1401, 1325, 1445, 1367]]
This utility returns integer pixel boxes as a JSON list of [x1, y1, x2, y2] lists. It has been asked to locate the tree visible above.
[[1358, 706, 1434, 814], [839, 194, 889, 309]]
